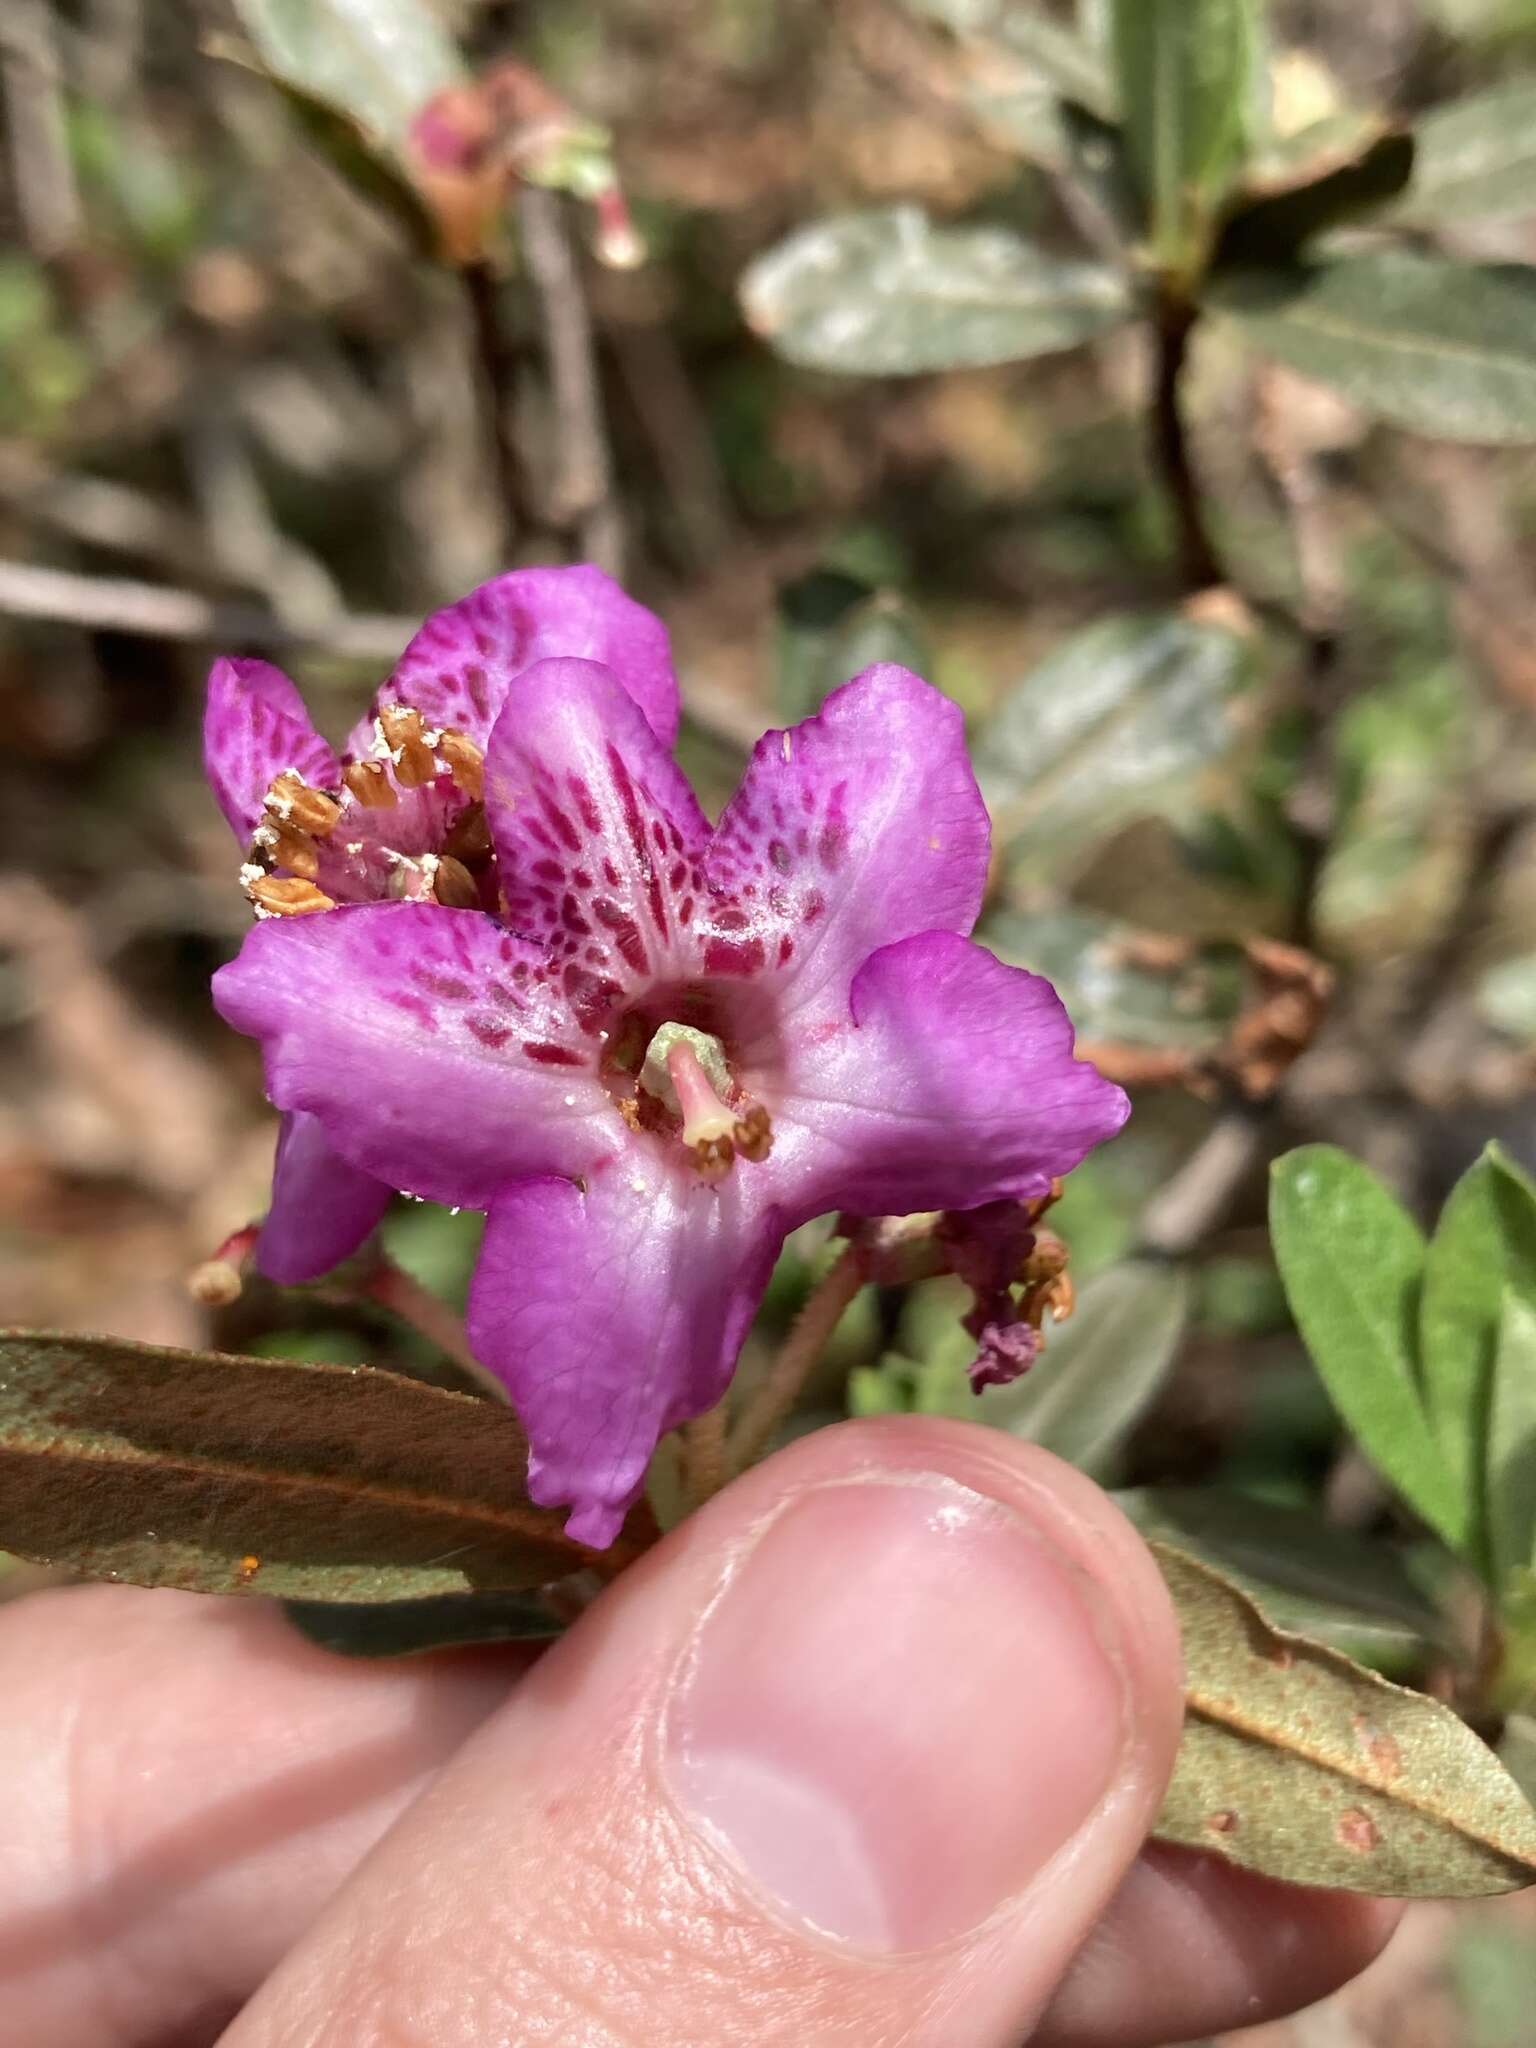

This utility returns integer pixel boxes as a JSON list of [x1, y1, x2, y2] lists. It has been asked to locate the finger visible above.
[[1035, 1844, 1404, 2047], [221, 1416, 1188, 2048], [0, 1585, 517, 2046]]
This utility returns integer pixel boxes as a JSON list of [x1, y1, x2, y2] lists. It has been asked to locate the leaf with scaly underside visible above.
[[0, 1331, 628, 1600], [1152, 1542, 1536, 1895]]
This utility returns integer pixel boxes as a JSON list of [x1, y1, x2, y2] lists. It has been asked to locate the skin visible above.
[[0, 1417, 1399, 2047]]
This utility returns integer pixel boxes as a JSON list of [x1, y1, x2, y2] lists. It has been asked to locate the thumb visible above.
[[221, 1417, 1184, 2048]]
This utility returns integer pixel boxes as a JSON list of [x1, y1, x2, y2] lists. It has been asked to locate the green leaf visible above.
[[1395, 80, 1536, 227], [1489, 1291, 1536, 1591], [901, 0, 1114, 117], [228, 0, 464, 153], [0, 1331, 612, 1600], [284, 1591, 562, 1657], [1313, 661, 1474, 964], [740, 207, 1132, 376], [1420, 1146, 1536, 1575], [1214, 127, 1415, 268], [1269, 1147, 1459, 1545], [975, 610, 1259, 886], [1123, 1487, 1452, 1661], [1213, 254, 1536, 444], [1153, 1542, 1536, 1894], [977, 1260, 1188, 1474], [1110, 0, 1259, 273]]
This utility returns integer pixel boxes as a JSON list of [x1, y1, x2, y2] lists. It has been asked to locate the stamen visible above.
[[439, 730, 485, 799], [377, 705, 439, 788], [733, 1103, 774, 1163], [266, 824, 320, 881], [246, 874, 335, 917], [692, 1134, 735, 1184], [344, 759, 398, 809], [266, 771, 341, 837]]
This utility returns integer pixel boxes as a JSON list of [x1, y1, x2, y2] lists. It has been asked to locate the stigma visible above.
[[665, 1038, 774, 1183]]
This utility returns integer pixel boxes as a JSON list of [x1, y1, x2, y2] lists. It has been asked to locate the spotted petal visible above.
[[778, 929, 1128, 1219], [701, 665, 990, 1019], [467, 1162, 787, 1545], [256, 1110, 392, 1284], [205, 658, 340, 843], [348, 565, 681, 759], [213, 903, 614, 1211], [484, 658, 711, 1021]]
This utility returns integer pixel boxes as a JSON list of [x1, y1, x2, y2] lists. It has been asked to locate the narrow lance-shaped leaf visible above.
[[1270, 1147, 1460, 1547], [1393, 80, 1536, 228], [1110, 0, 1259, 273], [0, 1331, 627, 1601], [740, 207, 1131, 376], [1420, 1145, 1536, 1577], [1488, 1290, 1536, 1592], [1213, 253, 1536, 445], [1153, 1542, 1536, 1895]]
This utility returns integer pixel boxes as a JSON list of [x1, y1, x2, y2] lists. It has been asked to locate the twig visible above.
[[354, 1256, 509, 1402], [681, 1403, 730, 1511], [1136, 1107, 1267, 1259], [1, 1, 81, 263], [0, 556, 760, 749], [729, 1244, 863, 1472], [461, 259, 527, 548], [1151, 294, 1223, 594], [517, 185, 625, 575]]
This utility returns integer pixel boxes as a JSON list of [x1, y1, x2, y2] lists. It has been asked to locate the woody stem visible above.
[[681, 1402, 731, 1512], [352, 1256, 507, 1402], [728, 1242, 863, 1475]]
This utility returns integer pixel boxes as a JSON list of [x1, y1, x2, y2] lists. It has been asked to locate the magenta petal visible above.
[[256, 1110, 392, 1283], [703, 664, 990, 1013], [484, 658, 710, 999], [780, 929, 1129, 1218], [346, 564, 681, 759], [467, 1163, 785, 1546], [204, 658, 340, 843], [213, 903, 614, 1211]]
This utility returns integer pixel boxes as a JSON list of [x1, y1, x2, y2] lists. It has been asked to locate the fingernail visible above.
[[666, 1474, 1129, 1952]]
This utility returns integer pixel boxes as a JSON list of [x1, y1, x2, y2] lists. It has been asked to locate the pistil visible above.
[[665, 1039, 774, 1182]]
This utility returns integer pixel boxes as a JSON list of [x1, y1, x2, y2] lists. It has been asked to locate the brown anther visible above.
[[439, 730, 485, 800], [692, 1134, 735, 1183], [267, 770, 342, 837], [443, 801, 491, 864], [343, 759, 398, 809], [247, 875, 335, 917], [732, 1104, 774, 1163], [431, 854, 480, 908], [1045, 1272, 1076, 1323], [266, 825, 320, 881], [378, 705, 439, 787]]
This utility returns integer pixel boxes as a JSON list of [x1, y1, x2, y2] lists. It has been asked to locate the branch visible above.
[[1151, 295, 1223, 595], [517, 185, 624, 575], [0, 556, 762, 747]]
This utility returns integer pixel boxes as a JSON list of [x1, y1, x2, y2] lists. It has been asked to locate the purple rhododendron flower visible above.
[[204, 566, 673, 1285], [207, 567, 1128, 1544]]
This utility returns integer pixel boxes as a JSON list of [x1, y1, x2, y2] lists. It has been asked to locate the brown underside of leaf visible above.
[[0, 1330, 628, 1601], [1152, 1541, 1536, 1895]]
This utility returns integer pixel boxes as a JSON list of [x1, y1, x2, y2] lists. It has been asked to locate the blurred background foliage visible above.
[[7, 0, 1536, 2029]]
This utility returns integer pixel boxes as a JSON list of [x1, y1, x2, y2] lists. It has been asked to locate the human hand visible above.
[[2, 1417, 1399, 2046]]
